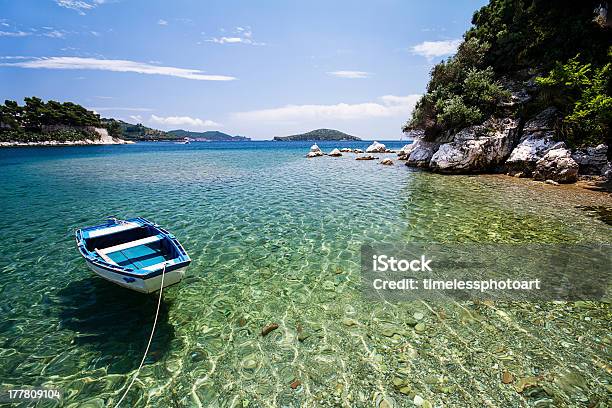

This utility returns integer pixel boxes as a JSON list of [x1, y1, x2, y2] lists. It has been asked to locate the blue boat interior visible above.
[[83, 225, 179, 270]]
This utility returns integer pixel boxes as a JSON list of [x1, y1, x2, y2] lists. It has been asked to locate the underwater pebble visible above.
[[414, 323, 426, 334], [242, 358, 258, 370], [342, 317, 358, 327], [502, 371, 514, 384], [413, 395, 424, 406], [413, 312, 424, 320], [261, 323, 279, 336], [290, 379, 301, 389]]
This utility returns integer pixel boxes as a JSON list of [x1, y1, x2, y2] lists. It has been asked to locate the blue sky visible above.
[[0, 0, 487, 140]]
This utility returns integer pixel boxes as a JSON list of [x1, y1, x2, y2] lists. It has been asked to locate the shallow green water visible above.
[[0, 142, 610, 407]]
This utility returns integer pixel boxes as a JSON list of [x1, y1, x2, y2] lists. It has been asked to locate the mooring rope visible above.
[[113, 263, 167, 408]]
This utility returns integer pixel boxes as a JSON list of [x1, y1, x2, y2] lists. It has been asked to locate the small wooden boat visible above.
[[75, 217, 191, 293]]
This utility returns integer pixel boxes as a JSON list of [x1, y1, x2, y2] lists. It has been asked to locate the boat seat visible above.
[[98, 235, 163, 255], [95, 248, 119, 265]]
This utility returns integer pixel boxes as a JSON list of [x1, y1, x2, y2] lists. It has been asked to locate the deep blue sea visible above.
[[0, 141, 610, 407]]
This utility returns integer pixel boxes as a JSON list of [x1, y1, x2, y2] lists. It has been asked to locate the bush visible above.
[[405, 38, 508, 139], [536, 54, 612, 148]]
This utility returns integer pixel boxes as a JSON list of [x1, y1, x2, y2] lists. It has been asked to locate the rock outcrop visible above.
[[404, 139, 441, 168], [506, 108, 559, 176], [328, 148, 342, 157], [366, 141, 386, 153], [533, 147, 579, 183], [429, 118, 519, 173], [306, 144, 324, 158], [571, 144, 608, 175]]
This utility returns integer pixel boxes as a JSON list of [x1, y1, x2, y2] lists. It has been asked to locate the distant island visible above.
[[273, 128, 361, 141], [167, 129, 250, 142]]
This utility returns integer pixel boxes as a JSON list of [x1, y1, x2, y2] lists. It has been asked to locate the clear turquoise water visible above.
[[0, 141, 610, 407]]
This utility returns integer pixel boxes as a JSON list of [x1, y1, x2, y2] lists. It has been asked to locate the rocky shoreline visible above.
[[307, 108, 611, 187], [399, 108, 611, 185], [0, 127, 134, 148]]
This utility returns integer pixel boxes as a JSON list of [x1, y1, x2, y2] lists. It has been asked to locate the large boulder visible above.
[[404, 139, 440, 168], [533, 147, 579, 183], [506, 132, 558, 176], [504, 108, 560, 176], [429, 118, 519, 173], [307, 144, 324, 158], [397, 143, 413, 159], [571, 144, 608, 175], [328, 148, 342, 157], [366, 141, 386, 153]]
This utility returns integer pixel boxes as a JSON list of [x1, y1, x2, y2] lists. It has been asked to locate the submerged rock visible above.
[[430, 118, 519, 173], [261, 323, 279, 336], [354, 148, 364, 153], [380, 158, 394, 165], [356, 155, 376, 161], [366, 141, 386, 153], [328, 148, 342, 157], [533, 147, 579, 183]]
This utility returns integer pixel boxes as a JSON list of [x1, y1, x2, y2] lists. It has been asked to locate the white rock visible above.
[[366, 141, 386, 153], [405, 139, 440, 167], [506, 131, 558, 175], [430, 118, 519, 173], [310, 144, 322, 153], [533, 147, 579, 183], [413, 395, 424, 406], [306, 151, 324, 158], [328, 148, 342, 157]]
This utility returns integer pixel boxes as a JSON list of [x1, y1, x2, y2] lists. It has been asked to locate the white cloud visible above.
[[150, 114, 221, 130], [205, 26, 264, 46], [411, 39, 462, 59], [43, 30, 67, 39], [1, 57, 236, 81], [327, 70, 370, 79], [55, 0, 97, 14], [0, 31, 31, 37], [129, 115, 143, 122], [158, 19, 168, 26], [233, 95, 421, 122]]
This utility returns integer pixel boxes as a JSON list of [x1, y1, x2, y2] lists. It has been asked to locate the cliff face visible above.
[[401, 0, 612, 183]]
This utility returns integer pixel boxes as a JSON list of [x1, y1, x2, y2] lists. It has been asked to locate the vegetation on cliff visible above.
[[0, 97, 103, 142], [274, 128, 361, 141], [405, 0, 611, 151]]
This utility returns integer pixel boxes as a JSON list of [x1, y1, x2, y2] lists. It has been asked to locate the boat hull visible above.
[[86, 260, 187, 293]]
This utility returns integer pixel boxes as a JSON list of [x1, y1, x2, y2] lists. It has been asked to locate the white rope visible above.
[[114, 263, 167, 408]]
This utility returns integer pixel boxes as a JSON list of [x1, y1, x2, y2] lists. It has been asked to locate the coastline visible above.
[[0, 137, 135, 148]]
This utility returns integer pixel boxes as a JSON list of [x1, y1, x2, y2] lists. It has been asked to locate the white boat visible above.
[[75, 217, 191, 293]]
